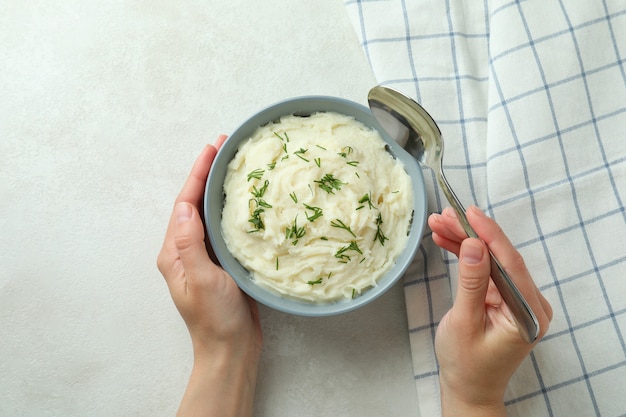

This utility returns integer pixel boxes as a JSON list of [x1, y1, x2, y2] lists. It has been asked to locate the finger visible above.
[[466, 206, 552, 335], [442, 207, 469, 239], [172, 202, 218, 283], [538, 291, 553, 322], [466, 206, 533, 291], [158, 144, 218, 278], [536, 290, 553, 338], [429, 211, 462, 256], [166, 143, 218, 247], [453, 238, 491, 331], [176, 144, 218, 207], [214, 134, 228, 150], [431, 229, 461, 256], [428, 208, 467, 245]]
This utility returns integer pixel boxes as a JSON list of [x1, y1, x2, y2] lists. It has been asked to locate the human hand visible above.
[[157, 136, 263, 417], [428, 206, 552, 417]]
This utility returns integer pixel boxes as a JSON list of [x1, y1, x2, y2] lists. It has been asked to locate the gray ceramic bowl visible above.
[[205, 96, 427, 316]]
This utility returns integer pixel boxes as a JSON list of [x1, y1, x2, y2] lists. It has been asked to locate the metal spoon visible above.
[[368, 85, 539, 343]]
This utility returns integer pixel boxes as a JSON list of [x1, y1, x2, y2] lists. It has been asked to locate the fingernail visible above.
[[429, 212, 441, 223], [470, 205, 486, 217], [461, 240, 483, 265], [175, 202, 192, 224], [443, 207, 457, 218]]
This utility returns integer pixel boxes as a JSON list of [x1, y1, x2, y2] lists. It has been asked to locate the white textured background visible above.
[[0, 1, 420, 416]]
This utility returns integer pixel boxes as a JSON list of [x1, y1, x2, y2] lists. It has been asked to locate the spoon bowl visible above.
[[368, 85, 539, 343]]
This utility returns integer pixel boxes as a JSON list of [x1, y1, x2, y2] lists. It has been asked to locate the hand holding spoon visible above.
[[368, 85, 539, 343]]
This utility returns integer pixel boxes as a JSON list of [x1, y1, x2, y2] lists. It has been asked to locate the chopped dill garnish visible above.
[[256, 199, 272, 208], [314, 173, 345, 194], [308, 272, 332, 286], [315, 144, 327, 150], [346, 160, 359, 166], [330, 219, 356, 238], [247, 169, 264, 182], [294, 148, 310, 162], [314, 157, 321, 167], [358, 192, 375, 209], [303, 203, 323, 222], [352, 288, 357, 299], [248, 207, 265, 232], [274, 131, 290, 142], [276, 257, 279, 270], [267, 162, 276, 170], [374, 213, 388, 245], [289, 192, 298, 203], [285, 216, 306, 245], [248, 180, 271, 231], [251, 180, 269, 198], [337, 146, 353, 158], [334, 241, 362, 262]]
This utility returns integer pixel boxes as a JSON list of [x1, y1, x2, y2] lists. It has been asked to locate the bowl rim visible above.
[[205, 95, 427, 316]]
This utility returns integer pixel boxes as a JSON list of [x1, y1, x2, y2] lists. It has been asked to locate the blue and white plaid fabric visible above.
[[344, 1, 626, 416]]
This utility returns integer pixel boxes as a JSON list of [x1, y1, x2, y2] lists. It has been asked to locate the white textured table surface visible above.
[[0, 1, 420, 416]]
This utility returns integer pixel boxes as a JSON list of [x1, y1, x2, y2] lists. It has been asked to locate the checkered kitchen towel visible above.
[[344, 1, 626, 416]]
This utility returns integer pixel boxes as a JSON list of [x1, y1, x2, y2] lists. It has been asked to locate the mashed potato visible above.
[[221, 111, 413, 303]]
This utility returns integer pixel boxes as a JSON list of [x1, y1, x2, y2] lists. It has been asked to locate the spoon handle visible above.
[[437, 171, 540, 344]]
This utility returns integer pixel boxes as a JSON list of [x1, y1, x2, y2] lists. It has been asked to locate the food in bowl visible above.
[[220, 111, 414, 303]]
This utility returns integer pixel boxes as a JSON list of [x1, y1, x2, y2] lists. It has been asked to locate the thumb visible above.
[[454, 238, 491, 327], [173, 202, 213, 277]]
